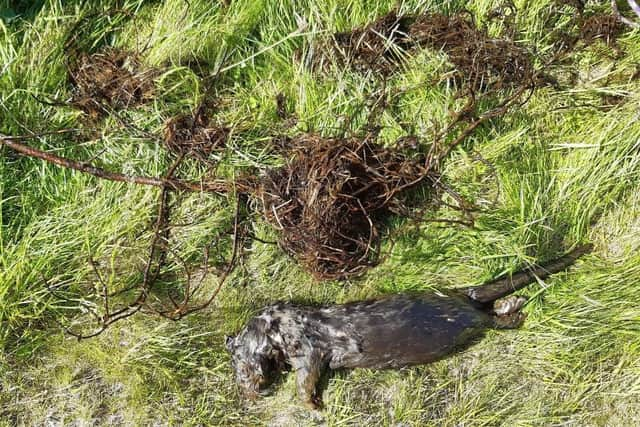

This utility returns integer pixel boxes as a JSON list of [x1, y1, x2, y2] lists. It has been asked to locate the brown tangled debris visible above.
[[68, 47, 157, 118], [319, 11, 535, 90], [326, 12, 414, 74], [410, 13, 534, 90], [163, 112, 229, 161], [580, 13, 625, 52], [259, 135, 434, 279], [254, 84, 526, 280], [2, 77, 524, 288]]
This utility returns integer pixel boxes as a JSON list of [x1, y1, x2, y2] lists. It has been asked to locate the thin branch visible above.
[[172, 194, 243, 318], [436, 83, 532, 162], [0, 134, 239, 194], [88, 258, 109, 320]]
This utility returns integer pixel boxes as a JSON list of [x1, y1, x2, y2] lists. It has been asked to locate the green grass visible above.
[[1, 0, 640, 425]]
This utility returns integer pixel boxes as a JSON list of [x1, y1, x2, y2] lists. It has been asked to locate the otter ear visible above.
[[225, 335, 235, 352]]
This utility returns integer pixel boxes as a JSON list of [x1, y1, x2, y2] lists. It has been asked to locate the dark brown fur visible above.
[[226, 245, 592, 408]]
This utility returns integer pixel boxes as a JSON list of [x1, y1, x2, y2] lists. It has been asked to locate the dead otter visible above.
[[226, 244, 592, 408]]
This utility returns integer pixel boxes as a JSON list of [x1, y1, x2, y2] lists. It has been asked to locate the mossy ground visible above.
[[1, 0, 640, 425]]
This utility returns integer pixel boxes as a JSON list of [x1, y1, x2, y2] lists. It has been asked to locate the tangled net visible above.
[[259, 135, 435, 279]]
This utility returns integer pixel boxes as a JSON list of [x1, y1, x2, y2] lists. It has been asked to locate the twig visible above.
[[436, 83, 532, 162], [89, 258, 109, 321], [0, 134, 238, 194], [171, 193, 243, 318], [56, 156, 183, 339]]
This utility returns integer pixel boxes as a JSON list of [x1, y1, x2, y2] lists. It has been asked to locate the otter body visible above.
[[298, 293, 494, 370], [226, 245, 592, 408]]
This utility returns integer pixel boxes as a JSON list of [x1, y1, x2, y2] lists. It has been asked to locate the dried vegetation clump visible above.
[[580, 13, 625, 49], [318, 11, 535, 90], [409, 13, 534, 90], [68, 47, 157, 118], [328, 12, 414, 74], [259, 135, 435, 279], [163, 112, 229, 162]]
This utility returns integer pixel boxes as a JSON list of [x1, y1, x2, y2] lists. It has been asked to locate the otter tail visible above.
[[463, 244, 593, 303]]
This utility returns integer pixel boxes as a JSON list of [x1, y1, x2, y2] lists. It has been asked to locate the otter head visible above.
[[225, 316, 284, 399]]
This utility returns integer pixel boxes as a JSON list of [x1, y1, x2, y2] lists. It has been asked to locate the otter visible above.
[[226, 245, 592, 408]]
